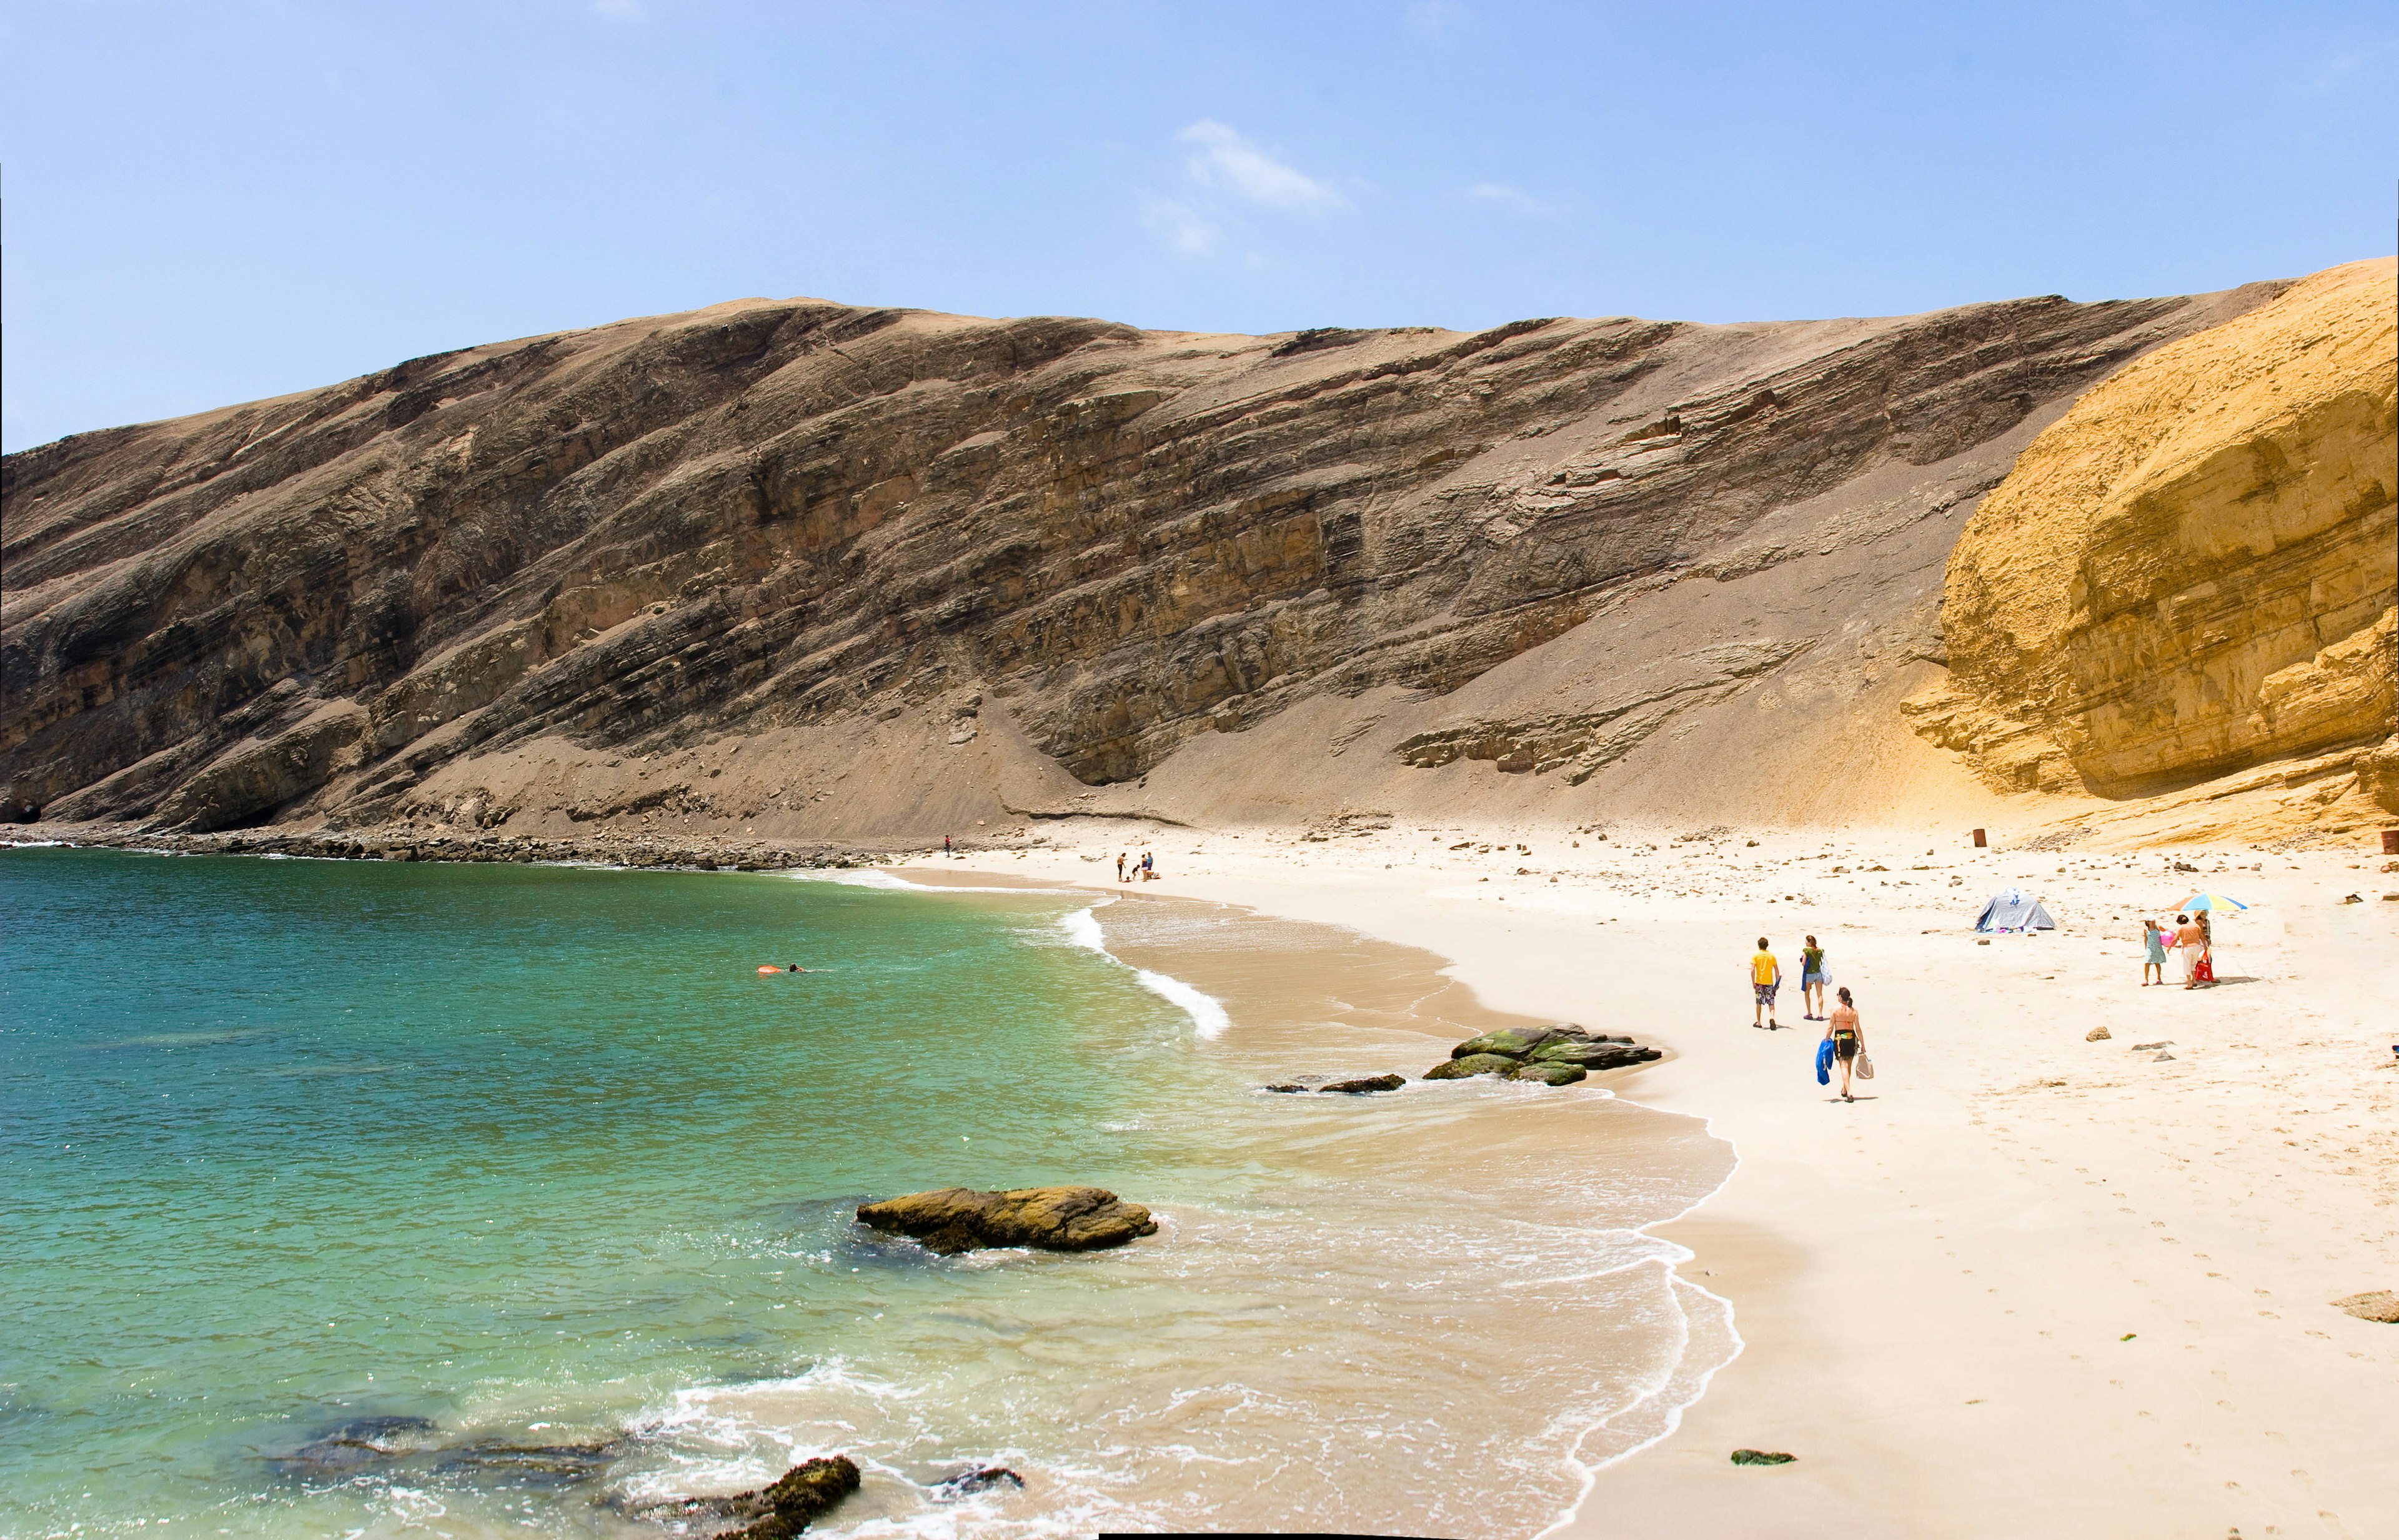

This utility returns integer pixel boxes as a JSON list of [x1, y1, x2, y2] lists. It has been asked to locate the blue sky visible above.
[[3, 0, 2393, 452]]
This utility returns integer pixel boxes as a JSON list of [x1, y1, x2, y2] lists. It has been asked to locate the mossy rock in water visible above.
[[1424, 1053, 1517, 1080], [1730, 1449, 1796, 1466], [1506, 1060, 1588, 1086], [1320, 1073, 1407, 1094], [1451, 1026, 1576, 1060]]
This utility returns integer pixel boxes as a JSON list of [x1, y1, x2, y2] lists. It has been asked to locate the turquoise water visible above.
[[0, 847, 1734, 1539]]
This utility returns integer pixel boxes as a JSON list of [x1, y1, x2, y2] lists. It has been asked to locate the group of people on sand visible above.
[[1751, 933, 1870, 1101], [2142, 911, 2217, 988], [1115, 850, 1158, 883]]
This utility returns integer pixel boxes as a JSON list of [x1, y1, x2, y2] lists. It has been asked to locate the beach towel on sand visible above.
[[1815, 1040, 1834, 1086]]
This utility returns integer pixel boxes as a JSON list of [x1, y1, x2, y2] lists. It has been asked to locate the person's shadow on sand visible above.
[[1828, 1094, 1881, 1103]]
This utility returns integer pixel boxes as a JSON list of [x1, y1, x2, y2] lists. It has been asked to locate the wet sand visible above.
[[927, 824, 2399, 1539]]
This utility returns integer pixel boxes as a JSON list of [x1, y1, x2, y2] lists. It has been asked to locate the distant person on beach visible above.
[[1751, 938, 1782, 1030], [2142, 918, 2168, 985], [1800, 935, 1827, 1020], [944, 834, 953, 857], [2172, 913, 2200, 986], [1140, 850, 1156, 881], [1824, 987, 1866, 1101]]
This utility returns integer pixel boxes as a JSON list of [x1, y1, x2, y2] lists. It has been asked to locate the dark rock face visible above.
[[1425, 1023, 1659, 1083], [855, 1185, 1158, 1254], [0, 284, 2278, 836]]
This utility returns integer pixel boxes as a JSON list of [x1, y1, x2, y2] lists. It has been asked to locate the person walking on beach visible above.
[[1751, 937, 1782, 1030], [944, 833, 953, 857], [2142, 918, 2168, 986], [1824, 987, 1866, 1101], [1799, 935, 1828, 1020], [1116, 852, 1126, 882]]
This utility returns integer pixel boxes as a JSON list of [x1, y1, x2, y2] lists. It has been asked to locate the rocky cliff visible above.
[[0, 278, 2300, 842], [1905, 258, 2397, 817]]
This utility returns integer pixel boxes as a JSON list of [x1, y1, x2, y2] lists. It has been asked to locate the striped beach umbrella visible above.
[[2177, 893, 2248, 913]]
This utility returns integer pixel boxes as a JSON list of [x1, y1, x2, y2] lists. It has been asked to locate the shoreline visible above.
[[920, 823, 2397, 1539], [12, 819, 2396, 1536]]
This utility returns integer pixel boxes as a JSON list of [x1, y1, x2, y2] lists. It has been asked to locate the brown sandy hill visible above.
[[1905, 257, 2397, 840], [0, 278, 2320, 845]]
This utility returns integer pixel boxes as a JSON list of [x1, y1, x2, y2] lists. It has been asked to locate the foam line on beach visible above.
[[790, 868, 1036, 895], [1060, 904, 1231, 1040], [1536, 1111, 1746, 1539]]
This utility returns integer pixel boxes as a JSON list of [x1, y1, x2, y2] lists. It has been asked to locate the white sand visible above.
[[925, 821, 2399, 1539]]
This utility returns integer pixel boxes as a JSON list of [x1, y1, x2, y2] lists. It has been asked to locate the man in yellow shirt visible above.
[[1751, 937, 1782, 1030]]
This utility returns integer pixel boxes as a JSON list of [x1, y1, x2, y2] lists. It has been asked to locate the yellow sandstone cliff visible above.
[[1907, 257, 2398, 820]]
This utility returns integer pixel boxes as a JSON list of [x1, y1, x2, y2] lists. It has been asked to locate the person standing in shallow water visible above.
[[1824, 987, 1866, 1101], [1799, 935, 1828, 1020], [1751, 937, 1782, 1030]]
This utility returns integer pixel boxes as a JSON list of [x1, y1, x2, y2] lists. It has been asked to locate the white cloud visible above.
[[1465, 182, 1557, 217], [1404, 0, 1471, 39], [1176, 121, 1346, 212], [1141, 196, 1221, 259]]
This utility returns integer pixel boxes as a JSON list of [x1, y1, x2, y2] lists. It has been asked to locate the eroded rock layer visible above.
[[1906, 258, 2397, 808], [1, 281, 2290, 835]]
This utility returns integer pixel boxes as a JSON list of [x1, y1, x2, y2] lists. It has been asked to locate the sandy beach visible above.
[[919, 818, 2398, 1539]]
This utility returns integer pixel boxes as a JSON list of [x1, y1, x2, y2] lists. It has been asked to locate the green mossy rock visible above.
[[1506, 1061, 1588, 1085], [1423, 1053, 1517, 1080]]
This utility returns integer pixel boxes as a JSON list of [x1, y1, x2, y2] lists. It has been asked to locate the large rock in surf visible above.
[[856, 1186, 1157, 1255], [644, 1455, 862, 1539], [1426, 1023, 1660, 1083]]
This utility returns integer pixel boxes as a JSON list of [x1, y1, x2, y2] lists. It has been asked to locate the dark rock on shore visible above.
[[1731, 1448, 1797, 1466], [1264, 1073, 1404, 1094], [1426, 1023, 1660, 1085], [644, 1455, 862, 1539], [1423, 1052, 1521, 1081], [855, 1186, 1157, 1254]]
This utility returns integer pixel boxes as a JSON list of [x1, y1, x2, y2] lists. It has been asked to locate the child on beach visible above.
[[1800, 935, 1827, 1020], [2142, 918, 2167, 985], [1751, 938, 1782, 1030], [1824, 987, 1866, 1101]]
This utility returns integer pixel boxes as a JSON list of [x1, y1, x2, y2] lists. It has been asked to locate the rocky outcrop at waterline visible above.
[[643, 1455, 862, 1540], [1263, 1072, 1408, 1093], [855, 1185, 1159, 1254], [1, 274, 2297, 840], [1423, 1024, 1662, 1085]]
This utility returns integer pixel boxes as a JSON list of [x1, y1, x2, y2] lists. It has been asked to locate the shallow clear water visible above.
[[0, 847, 1733, 1538]]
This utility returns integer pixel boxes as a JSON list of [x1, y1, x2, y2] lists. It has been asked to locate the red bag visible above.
[[2193, 954, 2215, 983]]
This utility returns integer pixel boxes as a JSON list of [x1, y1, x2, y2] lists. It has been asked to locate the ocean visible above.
[[0, 846, 1734, 1538]]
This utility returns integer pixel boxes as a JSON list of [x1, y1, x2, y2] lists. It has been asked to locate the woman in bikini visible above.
[[1824, 986, 1866, 1101]]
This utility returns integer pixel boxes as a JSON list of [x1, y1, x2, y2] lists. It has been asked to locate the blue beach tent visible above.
[[1973, 887, 2055, 933]]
